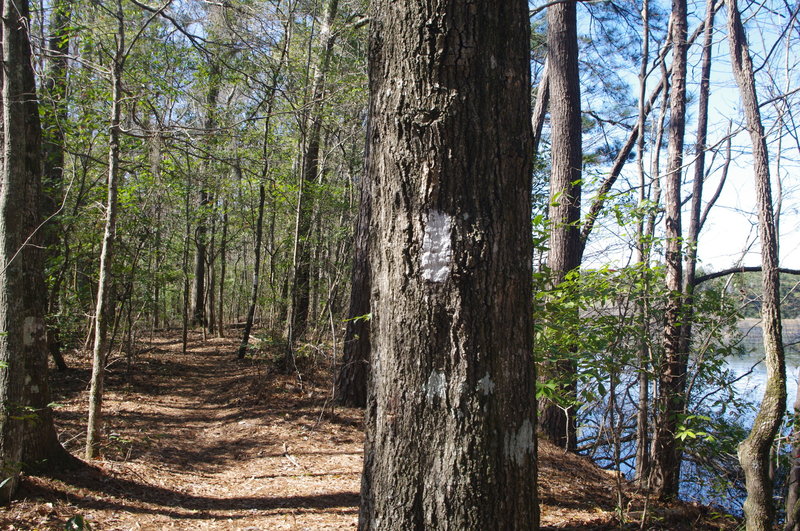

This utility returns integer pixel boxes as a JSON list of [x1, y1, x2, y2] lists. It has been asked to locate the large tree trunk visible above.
[[0, 0, 63, 500], [18, 0, 75, 468], [538, 0, 582, 451], [727, 0, 786, 527], [652, 0, 688, 499], [86, 2, 124, 459], [359, 1, 538, 528]]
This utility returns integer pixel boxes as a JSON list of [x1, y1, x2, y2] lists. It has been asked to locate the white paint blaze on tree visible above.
[[359, 1, 538, 528], [420, 210, 452, 283]]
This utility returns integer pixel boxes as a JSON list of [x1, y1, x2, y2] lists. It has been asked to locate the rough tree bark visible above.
[[359, 1, 538, 528], [727, 0, 786, 527], [652, 0, 688, 499], [0, 0, 64, 500], [537, 0, 582, 451], [17, 0, 76, 469]]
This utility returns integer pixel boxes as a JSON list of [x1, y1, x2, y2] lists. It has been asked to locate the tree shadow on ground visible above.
[[20, 460, 359, 519]]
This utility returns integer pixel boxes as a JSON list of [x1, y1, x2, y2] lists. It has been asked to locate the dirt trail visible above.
[[3, 333, 736, 530], [7, 333, 363, 530]]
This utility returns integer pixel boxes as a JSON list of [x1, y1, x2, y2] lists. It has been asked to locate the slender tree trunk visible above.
[[334, 160, 371, 407], [531, 60, 549, 156], [727, 0, 786, 527], [634, 0, 652, 487], [786, 368, 800, 531], [182, 178, 190, 354], [41, 0, 72, 372], [239, 13, 292, 358], [679, 0, 716, 359], [191, 189, 211, 327], [150, 131, 162, 332], [286, 0, 339, 346], [217, 203, 227, 337], [239, 184, 265, 359], [207, 212, 217, 335], [359, 1, 538, 527], [652, 0, 688, 498], [86, 3, 124, 459], [538, 0, 582, 451], [191, 59, 221, 329]]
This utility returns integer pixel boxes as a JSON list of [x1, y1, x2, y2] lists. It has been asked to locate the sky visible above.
[[577, 0, 800, 275]]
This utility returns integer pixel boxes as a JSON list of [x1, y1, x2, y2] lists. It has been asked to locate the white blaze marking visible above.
[[421, 210, 452, 282], [425, 370, 447, 402], [477, 373, 495, 395], [23, 316, 43, 347], [504, 419, 535, 465]]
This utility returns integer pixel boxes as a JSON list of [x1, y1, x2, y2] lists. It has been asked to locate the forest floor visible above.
[[2, 331, 738, 530]]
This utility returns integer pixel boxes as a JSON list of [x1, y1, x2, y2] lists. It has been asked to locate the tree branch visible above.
[[695, 266, 800, 285]]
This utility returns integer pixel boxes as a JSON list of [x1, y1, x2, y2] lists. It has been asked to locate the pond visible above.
[[726, 319, 800, 413]]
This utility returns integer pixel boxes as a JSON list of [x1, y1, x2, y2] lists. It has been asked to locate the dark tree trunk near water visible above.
[[359, 1, 538, 528], [652, 0, 688, 499], [538, 0, 582, 452]]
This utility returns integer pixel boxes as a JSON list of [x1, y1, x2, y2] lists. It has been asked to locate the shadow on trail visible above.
[[44, 331, 364, 503], [24, 462, 359, 519]]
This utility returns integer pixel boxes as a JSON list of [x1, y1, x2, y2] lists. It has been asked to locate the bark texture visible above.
[[538, 0, 582, 451], [727, 0, 786, 527], [0, 0, 53, 500], [359, 1, 538, 528], [23, 0, 75, 468], [652, 0, 688, 499]]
